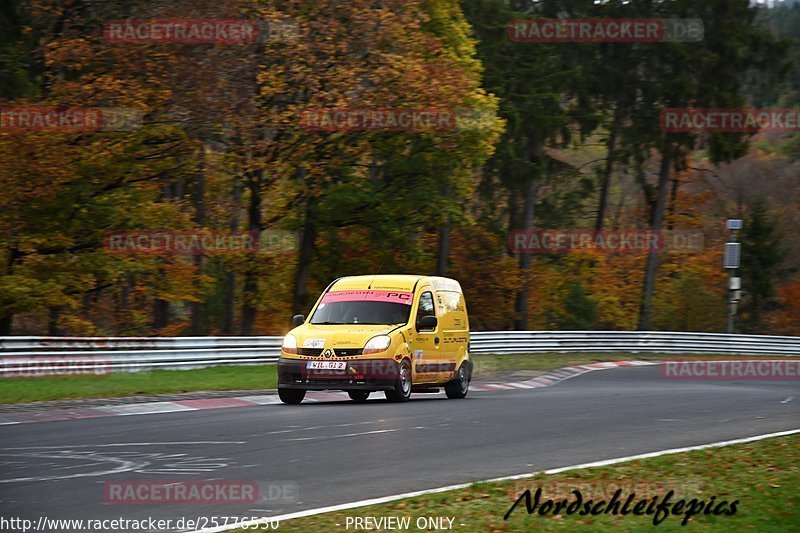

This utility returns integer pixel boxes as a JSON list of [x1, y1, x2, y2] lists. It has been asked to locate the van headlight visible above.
[[282, 334, 298, 355], [363, 335, 391, 355]]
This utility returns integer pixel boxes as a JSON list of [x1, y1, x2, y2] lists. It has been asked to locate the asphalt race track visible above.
[[1, 365, 798, 531]]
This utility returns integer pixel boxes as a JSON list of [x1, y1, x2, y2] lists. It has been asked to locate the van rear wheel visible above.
[[347, 391, 370, 402], [445, 364, 469, 399], [278, 388, 305, 404], [385, 360, 412, 402]]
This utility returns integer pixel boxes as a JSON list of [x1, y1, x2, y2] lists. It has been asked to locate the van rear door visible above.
[[435, 290, 468, 381]]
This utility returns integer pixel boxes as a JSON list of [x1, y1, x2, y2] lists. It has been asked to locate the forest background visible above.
[[1, 0, 798, 337]]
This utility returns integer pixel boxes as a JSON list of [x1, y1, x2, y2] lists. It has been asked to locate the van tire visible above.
[[347, 391, 370, 402], [385, 360, 412, 402], [278, 388, 305, 405], [445, 364, 469, 399]]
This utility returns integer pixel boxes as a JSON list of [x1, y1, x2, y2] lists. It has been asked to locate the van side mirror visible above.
[[292, 314, 305, 327], [418, 315, 437, 331]]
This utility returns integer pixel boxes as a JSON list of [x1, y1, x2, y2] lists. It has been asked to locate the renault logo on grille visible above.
[[322, 349, 335, 358]]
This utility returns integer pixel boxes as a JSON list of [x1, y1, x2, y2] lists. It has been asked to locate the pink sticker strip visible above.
[[322, 290, 413, 305]]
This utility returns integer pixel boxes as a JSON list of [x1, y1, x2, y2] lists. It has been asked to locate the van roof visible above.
[[329, 275, 462, 293]]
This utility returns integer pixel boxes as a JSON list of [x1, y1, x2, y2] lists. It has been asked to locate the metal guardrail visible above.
[[0, 337, 282, 374], [469, 331, 800, 356], [1, 331, 798, 374]]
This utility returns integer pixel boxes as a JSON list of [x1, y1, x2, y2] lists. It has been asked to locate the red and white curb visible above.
[[472, 360, 657, 391], [0, 360, 656, 426]]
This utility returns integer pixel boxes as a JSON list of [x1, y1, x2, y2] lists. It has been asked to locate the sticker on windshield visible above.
[[303, 338, 325, 348], [322, 290, 413, 305]]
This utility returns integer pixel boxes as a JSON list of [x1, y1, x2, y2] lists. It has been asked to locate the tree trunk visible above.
[[292, 197, 317, 317], [48, 307, 61, 336], [637, 147, 672, 330], [152, 170, 182, 331], [635, 156, 657, 225], [240, 170, 263, 336], [240, 274, 257, 336], [119, 276, 130, 331], [0, 248, 21, 335], [223, 173, 243, 335], [595, 114, 619, 233], [152, 297, 169, 330], [0, 315, 11, 335], [667, 173, 680, 231], [514, 177, 538, 330], [435, 220, 450, 276], [190, 146, 206, 335], [436, 179, 452, 277], [506, 186, 518, 256], [514, 130, 542, 331]]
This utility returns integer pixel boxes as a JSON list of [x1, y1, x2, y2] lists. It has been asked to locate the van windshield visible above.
[[310, 301, 411, 325]]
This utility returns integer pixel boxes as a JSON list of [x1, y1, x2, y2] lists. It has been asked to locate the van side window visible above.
[[416, 291, 435, 331]]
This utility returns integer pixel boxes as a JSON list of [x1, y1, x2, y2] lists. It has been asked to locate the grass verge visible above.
[[250, 434, 800, 532], [2, 353, 796, 405], [0, 365, 277, 404]]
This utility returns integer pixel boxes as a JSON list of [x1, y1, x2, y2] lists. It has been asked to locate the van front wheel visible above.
[[385, 360, 412, 402], [278, 388, 305, 405], [445, 364, 469, 399]]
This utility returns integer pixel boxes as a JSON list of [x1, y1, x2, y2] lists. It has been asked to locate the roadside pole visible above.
[[724, 219, 742, 334]]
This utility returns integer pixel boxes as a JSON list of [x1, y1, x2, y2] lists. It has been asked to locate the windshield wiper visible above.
[[348, 322, 406, 325], [312, 321, 407, 325]]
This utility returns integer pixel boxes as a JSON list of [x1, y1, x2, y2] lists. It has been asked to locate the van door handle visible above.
[[434, 337, 440, 344]]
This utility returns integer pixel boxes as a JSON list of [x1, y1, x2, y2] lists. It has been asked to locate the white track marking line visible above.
[[94, 402, 197, 415], [187, 428, 800, 533], [542, 429, 800, 473], [237, 395, 281, 405], [2, 441, 245, 450], [0, 452, 143, 483], [285, 428, 401, 442]]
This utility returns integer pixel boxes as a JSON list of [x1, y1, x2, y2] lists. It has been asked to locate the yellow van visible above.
[[277, 275, 471, 404]]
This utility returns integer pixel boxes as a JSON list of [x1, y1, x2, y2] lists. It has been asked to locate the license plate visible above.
[[306, 361, 346, 370]]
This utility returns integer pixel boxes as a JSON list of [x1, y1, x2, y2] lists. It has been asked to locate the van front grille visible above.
[[333, 348, 363, 357]]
